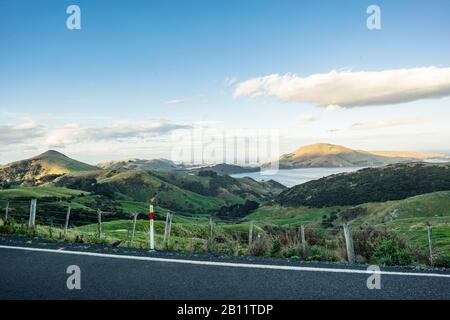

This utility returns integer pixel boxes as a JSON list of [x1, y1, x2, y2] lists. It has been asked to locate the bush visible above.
[[434, 255, 450, 268], [373, 239, 413, 266], [270, 239, 281, 257], [248, 237, 270, 256], [353, 226, 389, 260], [283, 246, 299, 258]]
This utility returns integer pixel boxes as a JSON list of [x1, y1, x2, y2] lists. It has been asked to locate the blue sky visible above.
[[1, 0, 450, 164]]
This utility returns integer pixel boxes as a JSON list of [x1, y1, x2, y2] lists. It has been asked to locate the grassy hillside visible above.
[[0, 186, 87, 199], [263, 143, 401, 169], [0, 150, 97, 185], [97, 158, 179, 171], [150, 170, 285, 203], [1, 189, 449, 266], [51, 168, 284, 215], [349, 191, 450, 254], [254, 191, 450, 256], [369, 150, 449, 160], [277, 162, 450, 207], [191, 163, 260, 175]]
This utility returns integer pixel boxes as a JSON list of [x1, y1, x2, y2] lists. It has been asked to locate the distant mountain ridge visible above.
[[0, 150, 98, 185], [263, 143, 448, 169], [0, 150, 285, 214], [97, 158, 179, 171], [368, 150, 449, 160], [191, 163, 260, 175]]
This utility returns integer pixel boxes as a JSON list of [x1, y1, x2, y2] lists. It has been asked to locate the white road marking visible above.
[[1, 244, 450, 278]]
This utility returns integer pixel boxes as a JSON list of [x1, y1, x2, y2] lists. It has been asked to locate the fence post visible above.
[[248, 221, 254, 247], [343, 224, 355, 263], [427, 225, 433, 265], [4, 201, 9, 222], [28, 199, 37, 229], [64, 205, 71, 239], [300, 225, 306, 246], [167, 212, 173, 245], [209, 215, 213, 240], [97, 209, 102, 240], [163, 211, 170, 244], [130, 213, 138, 246]]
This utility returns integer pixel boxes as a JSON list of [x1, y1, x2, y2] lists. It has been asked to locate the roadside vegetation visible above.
[[1, 153, 449, 268], [1, 188, 449, 268]]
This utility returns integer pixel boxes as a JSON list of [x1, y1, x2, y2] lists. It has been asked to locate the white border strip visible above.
[[1, 245, 450, 278]]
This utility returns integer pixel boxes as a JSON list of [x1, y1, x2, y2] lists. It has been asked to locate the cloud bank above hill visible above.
[[0, 119, 191, 149], [234, 67, 450, 108]]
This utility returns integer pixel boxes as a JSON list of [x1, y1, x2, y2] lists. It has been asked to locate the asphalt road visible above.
[[1, 242, 449, 300]]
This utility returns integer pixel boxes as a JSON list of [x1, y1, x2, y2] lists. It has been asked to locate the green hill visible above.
[[0, 186, 87, 200], [97, 158, 179, 171], [249, 191, 450, 256], [276, 162, 450, 207], [0, 150, 98, 186], [51, 168, 285, 215], [192, 163, 260, 175], [263, 143, 402, 169]]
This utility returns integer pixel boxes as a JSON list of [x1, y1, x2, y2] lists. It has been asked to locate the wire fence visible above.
[[0, 198, 445, 265]]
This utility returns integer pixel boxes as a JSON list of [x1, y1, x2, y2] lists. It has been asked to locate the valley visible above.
[[0, 147, 449, 268]]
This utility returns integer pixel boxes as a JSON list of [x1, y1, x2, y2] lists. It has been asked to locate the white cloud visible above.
[[163, 99, 184, 105], [351, 118, 422, 130], [298, 114, 318, 122], [325, 104, 343, 112], [45, 124, 83, 147], [234, 67, 450, 108], [45, 120, 192, 147], [224, 77, 237, 86], [0, 119, 194, 149], [0, 123, 45, 145]]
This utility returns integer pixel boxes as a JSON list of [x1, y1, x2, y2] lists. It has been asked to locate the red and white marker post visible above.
[[149, 204, 155, 250]]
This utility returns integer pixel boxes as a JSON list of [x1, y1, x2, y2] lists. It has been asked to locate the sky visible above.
[[1, 0, 450, 165]]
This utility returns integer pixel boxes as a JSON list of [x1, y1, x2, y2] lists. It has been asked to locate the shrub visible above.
[[353, 226, 389, 260], [193, 241, 205, 253], [306, 245, 339, 262], [270, 239, 281, 257], [283, 246, 299, 258], [248, 237, 270, 256], [373, 239, 413, 266], [434, 255, 450, 268]]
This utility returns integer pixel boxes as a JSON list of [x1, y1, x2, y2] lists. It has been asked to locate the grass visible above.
[[0, 186, 88, 199], [346, 191, 450, 255], [247, 205, 343, 227], [1, 188, 449, 266], [245, 191, 450, 259]]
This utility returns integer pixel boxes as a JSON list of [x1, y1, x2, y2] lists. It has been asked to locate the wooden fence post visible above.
[[4, 201, 9, 222], [427, 225, 433, 265], [64, 205, 71, 239], [209, 215, 213, 240], [343, 224, 355, 263], [28, 199, 37, 229], [97, 209, 102, 240], [167, 212, 173, 245], [248, 222, 254, 247], [167, 212, 173, 242], [163, 211, 170, 244], [130, 213, 138, 246], [300, 225, 306, 246]]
